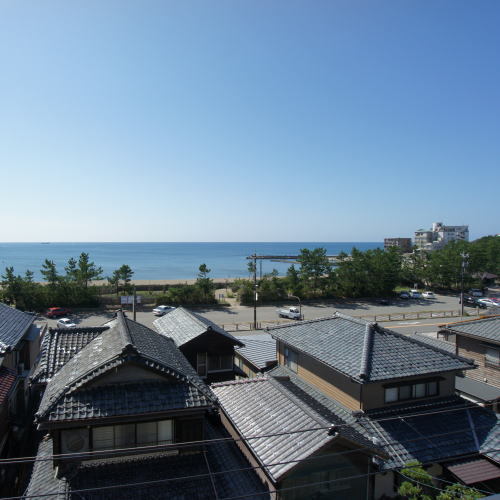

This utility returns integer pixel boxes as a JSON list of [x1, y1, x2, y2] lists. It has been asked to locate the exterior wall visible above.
[[457, 335, 500, 388], [277, 342, 361, 411], [361, 372, 456, 411], [235, 354, 259, 378], [88, 364, 169, 386], [384, 238, 412, 252]]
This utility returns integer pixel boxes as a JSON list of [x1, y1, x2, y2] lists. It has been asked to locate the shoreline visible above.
[[91, 278, 241, 286]]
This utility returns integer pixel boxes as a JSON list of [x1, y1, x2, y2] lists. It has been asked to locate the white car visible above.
[[422, 291, 435, 299], [409, 289, 421, 299], [478, 298, 500, 308], [153, 305, 174, 316], [56, 318, 77, 329]]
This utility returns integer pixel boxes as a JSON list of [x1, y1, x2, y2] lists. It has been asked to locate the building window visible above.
[[384, 380, 440, 403], [284, 347, 298, 372], [92, 420, 173, 451], [485, 347, 500, 367], [207, 354, 233, 372]]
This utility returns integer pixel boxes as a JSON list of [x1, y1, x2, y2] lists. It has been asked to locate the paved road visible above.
[[39, 291, 491, 336]]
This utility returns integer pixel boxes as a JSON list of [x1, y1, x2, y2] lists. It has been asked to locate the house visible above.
[[26, 311, 268, 499], [439, 315, 500, 412], [213, 313, 500, 499], [0, 303, 45, 495], [154, 307, 244, 382], [414, 222, 469, 251], [234, 332, 277, 378]]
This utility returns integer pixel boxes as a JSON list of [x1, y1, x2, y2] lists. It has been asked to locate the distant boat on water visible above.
[[41, 242, 50, 244]]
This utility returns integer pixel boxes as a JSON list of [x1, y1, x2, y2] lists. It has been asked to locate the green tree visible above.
[[64, 257, 78, 282], [76, 252, 103, 287], [40, 259, 60, 289], [297, 248, 332, 295], [107, 270, 121, 296], [196, 263, 214, 299], [1, 267, 23, 305]]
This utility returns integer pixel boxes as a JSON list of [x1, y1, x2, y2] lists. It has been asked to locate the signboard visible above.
[[120, 295, 142, 305]]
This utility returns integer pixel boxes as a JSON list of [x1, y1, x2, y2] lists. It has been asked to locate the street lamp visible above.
[[289, 295, 302, 320], [460, 252, 469, 317]]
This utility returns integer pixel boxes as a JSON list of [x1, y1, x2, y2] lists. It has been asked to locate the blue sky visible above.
[[1, 1, 498, 242]]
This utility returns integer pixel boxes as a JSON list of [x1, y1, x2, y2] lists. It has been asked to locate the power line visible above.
[[0, 398, 496, 466], [11, 446, 500, 500]]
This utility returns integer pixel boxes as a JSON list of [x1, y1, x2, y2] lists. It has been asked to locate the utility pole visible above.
[[460, 252, 469, 317], [253, 253, 258, 330], [133, 285, 137, 321]]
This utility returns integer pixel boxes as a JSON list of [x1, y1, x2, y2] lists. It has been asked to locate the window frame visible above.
[[284, 346, 298, 373], [384, 379, 440, 404]]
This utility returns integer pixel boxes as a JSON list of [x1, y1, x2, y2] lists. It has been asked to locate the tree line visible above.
[[233, 236, 499, 304], [0, 253, 135, 311]]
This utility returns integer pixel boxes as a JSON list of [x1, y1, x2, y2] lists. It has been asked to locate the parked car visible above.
[[399, 291, 410, 300], [468, 289, 483, 297], [277, 307, 302, 319], [56, 318, 77, 329], [46, 307, 72, 318], [462, 296, 487, 309], [422, 291, 435, 299], [153, 305, 175, 316], [409, 289, 421, 299], [477, 298, 499, 307]]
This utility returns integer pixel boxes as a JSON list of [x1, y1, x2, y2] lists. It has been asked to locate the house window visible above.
[[485, 347, 500, 367], [197, 353, 207, 377], [207, 354, 233, 372], [384, 380, 440, 403], [284, 347, 298, 372], [92, 420, 173, 451]]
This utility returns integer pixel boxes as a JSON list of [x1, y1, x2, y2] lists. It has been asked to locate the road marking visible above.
[[397, 321, 421, 325], [384, 321, 447, 329]]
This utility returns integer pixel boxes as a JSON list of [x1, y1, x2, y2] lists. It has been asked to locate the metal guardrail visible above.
[[220, 308, 482, 332]]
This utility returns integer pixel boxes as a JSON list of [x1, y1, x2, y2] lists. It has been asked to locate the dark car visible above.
[[462, 296, 487, 309], [399, 291, 410, 300], [46, 307, 72, 318]]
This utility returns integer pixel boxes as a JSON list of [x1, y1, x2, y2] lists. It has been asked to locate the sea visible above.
[[0, 242, 383, 281]]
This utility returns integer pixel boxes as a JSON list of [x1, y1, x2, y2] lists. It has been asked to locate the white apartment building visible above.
[[414, 222, 469, 250]]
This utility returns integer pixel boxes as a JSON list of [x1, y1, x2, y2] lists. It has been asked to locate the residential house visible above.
[[234, 332, 277, 378], [439, 316, 500, 412], [0, 303, 45, 495], [154, 307, 244, 382], [26, 311, 268, 499], [213, 313, 500, 499]]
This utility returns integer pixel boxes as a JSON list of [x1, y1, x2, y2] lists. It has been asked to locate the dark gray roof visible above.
[[268, 313, 474, 383], [235, 333, 276, 370], [0, 303, 35, 353], [36, 312, 215, 423], [361, 395, 500, 467], [442, 316, 500, 344], [456, 376, 500, 402], [212, 368, 380, 482], [154, 307, 244, 348], [25, 423, 269, 500], [31, 327, 108, 384], [408, 333, 456, 353]]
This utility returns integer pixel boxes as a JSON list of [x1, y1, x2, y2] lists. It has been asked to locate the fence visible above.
[[220, 308, 482, 332]]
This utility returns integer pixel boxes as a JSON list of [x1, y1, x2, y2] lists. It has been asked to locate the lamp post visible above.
[[289, 295, 302, 320], [460, 252, 469, 317]]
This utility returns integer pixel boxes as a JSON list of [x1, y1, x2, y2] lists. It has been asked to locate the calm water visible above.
[[0, 242, 383, 280]]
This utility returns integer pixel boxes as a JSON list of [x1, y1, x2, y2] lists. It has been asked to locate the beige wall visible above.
[[457, 335, 500, 388], [361, 372, 456, 411], [277, 342, 361, 411], [88, 364, 169, 386]]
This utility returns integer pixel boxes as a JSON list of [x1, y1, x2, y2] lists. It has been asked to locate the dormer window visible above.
[[384, 379, 440, 403]]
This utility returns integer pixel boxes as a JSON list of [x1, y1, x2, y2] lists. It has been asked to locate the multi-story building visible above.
[[213, 313, 500, 499], [415, 222, 469, 251], [383, 238, 412, 252]]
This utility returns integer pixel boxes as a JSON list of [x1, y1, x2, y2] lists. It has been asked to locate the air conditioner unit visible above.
[[61, 429, 89, 454]]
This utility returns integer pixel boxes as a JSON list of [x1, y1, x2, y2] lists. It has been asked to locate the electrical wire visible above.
[[0, 398, 496, 465], [9, 446, 500, 500]]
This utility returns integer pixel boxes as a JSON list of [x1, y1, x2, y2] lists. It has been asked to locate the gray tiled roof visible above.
[[268, 313, 474, 382], [456, 375, 500, 402], [36, 312, 215, 423], [212, 368, 380, 482], [154, 307, 244, 348], [25, 423, 269, 500], [0, 303, 35, 353], [408, 333, 456, 354], [443, 316, 500, 344], [235, 333, 276, 370], [31, 327, 108, 384], [361, 395, 500, 467]]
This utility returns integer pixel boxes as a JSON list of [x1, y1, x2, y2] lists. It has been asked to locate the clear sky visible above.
[[1, 0, 498, 242]]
